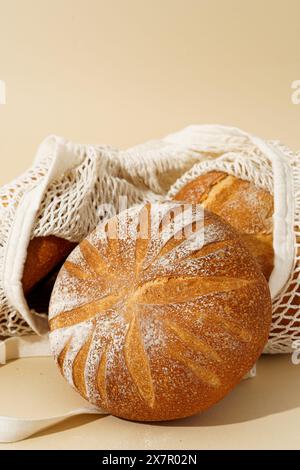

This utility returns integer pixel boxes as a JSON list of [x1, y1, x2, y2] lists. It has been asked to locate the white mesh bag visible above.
[[167, 125, 299, 354], [0, 133, 205, 339], [0, 126, 277, 442], [1, 126, 298, 352]]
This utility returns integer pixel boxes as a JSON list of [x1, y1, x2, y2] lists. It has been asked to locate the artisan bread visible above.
[[49, 202, 272, 422], [22, 236, 76, 295], [173, 171, 274, 281]]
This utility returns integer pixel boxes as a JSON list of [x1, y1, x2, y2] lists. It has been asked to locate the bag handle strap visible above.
[[0, 336, 106, 442], [0, 406, 104, 443]]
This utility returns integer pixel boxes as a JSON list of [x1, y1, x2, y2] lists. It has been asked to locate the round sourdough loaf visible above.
[[49, 202, 272, 422], [173, 171, 274, 281]]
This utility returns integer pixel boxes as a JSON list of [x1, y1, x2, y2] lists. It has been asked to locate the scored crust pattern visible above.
[[49, 202, 271, 421], [173, 171, 274, 280]]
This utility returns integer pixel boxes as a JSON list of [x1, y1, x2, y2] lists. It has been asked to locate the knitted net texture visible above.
[[168, 140, 299, 353], [0, 137, 202, 337]]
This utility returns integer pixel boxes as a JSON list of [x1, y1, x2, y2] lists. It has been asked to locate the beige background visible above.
[[0, 355, 300, 450], [0, 0, 300, 450], [0, 0, 300, 186]]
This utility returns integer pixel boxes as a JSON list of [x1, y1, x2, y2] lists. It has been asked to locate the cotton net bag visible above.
[[0, 133, 204, 346], [167, 125, 300, 354], [0, 125, 295, 442], [0, 125, 298, 353]]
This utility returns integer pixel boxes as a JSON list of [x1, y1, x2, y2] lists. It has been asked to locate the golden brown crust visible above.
[[49, 203, 272, 422], [22, 236, 76, 294], [174, 172, 274, 280]]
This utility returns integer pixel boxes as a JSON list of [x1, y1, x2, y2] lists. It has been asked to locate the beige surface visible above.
[[0, 354, 299, 450], [0, 0, 300, 451], [0, 0, 300, 187]]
